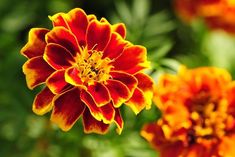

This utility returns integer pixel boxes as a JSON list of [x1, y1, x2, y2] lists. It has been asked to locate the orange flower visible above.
[[21, 8, 153, 134], [174, 0, 235, 34], [141, 66, 235, 157]]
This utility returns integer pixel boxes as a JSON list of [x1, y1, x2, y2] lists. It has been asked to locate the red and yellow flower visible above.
[[21, 8, 153, 134], [141, 66, 235, 157], [174, 0, 235, 34]]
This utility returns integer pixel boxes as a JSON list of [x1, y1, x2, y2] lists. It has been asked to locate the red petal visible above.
[[99, 102, 115, 123], [65, 8, 88, 46], [65, 67, 84, 88], [49, 13, 68, 28], [112, 23, 126, 39], [50, 9, 89, 46], [110, 71, 138, 94], [32, 87, 54, 115], [82, 108, 109, 134], [134, 73, 154, 110], [103, 32, 128, 60], [125, 88, 147, 114], [87, 83, 111, 107], [100, 17, 126, 38], [21, 28, 49, 58], [114, 108, 124, 134], [51, 88, 85, 131], [80, 90, 102, 121], [46, 27, 80, 56], [22, 56, 54, 89], [113, 45, 149, 74], [46, 70, 71, 94], [86, 20, 111, 51], [105, 80, 131, 107], [44, 43, 75, 70]]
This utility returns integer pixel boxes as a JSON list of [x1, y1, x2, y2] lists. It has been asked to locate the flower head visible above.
[[21, 8, 153, 134], [141, 66, 235, 156], [175, 0, 235, 34]]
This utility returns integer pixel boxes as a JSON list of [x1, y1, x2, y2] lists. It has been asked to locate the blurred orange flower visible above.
[[21, 8, 153, 134], [175, 0, 235, 34], [141, 66, 235, 157]]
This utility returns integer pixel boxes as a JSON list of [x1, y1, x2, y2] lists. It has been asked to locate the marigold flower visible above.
[[141, 66, 235, 157], [174, 0, 235, 34], [21, 8, 154, 134]]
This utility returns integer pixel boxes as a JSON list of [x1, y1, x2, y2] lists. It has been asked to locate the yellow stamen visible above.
[[76, 47, 113, 85]]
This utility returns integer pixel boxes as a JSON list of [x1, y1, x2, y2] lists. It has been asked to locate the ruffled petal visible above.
[[125, 87, 147, 114], [46, 70, 71, 94], [87, 14, 96, 22], [82, 108, 109, 134], [114, 108, 124, 134], [65, 67, 85, 88], [134, 73, 154, 109], [99, 102, 115, 124], [86, 20, 111, 51], [43, 43, 75, 70], [100, 18, 126, 38], [87, 82, 111, 107], [112, 23, 126, 39], [113, 45, 149, 74], [20, 28, 49, 58], [105, 80, 131, 107], [50, 88, 85, 131], [103, 32, 128, 60], [50, 8, 89, 46], [22, 56, 55, 89], [32, 87, 54, 115], [80, 90, 102, 121], [46, 27, 80, 56], [110, 71, 138, 95]]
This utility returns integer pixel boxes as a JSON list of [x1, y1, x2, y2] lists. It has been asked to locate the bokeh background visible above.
[[1, 0, 235, 156]]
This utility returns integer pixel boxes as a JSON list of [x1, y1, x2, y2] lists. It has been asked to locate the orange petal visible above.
[[110, 71, 138, 95], [113, 45, 149, 74], [65, 67, 85, 88], [87, 82, 111, 107], [217, 135, 235, 157], [103, 32, 128, 60], [50, 8, 89, 46], [125, 87, 147, 114], [32, 87, 54, 115], [105, 80, 131, 108], [22, 56, 54, 89], [112, 23, 126, 39], [80, 90, 102, 121], [86, 20, 111, 51], [43, 43, 75, 70], [20, 28, 49, 58], [46, 27, 80, 56], [114, 108, 124, 134], [50, 88, 85, 131], [82, 108, 110, 134], [46, 70, 71, 94], [135, 73, 154, 109]]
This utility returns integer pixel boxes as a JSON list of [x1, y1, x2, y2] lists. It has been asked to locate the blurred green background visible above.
[[1, 0, 235, 157]]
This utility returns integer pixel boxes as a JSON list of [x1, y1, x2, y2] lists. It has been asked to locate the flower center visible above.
[[188, 91, 232, 143], [76, 47, 112, 85]]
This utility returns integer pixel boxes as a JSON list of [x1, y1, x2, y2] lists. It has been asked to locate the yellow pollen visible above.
[[191, 98, 230, 140], [76, 47, 113, 85]]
